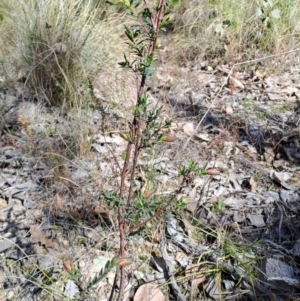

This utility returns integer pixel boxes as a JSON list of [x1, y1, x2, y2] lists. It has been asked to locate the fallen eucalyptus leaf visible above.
[[183, 122, 195, 136], [134, 283, 165, 301]]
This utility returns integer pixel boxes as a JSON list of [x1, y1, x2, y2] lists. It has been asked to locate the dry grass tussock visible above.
[[169, 0, 300, 64], [0, 0, 129, 108], [0, 0, 140, 156]]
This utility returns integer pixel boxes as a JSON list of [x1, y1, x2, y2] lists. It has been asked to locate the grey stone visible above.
[[262, 191, 280, 203], [280, 190, 299, 203], [12, 200, 26, 216], [247, 214, 265, 227], [5, 177, 17, 185], [268, 93, 282, 101], [25, 197, 35, 209], [16, 180, 39, 191], [233, 211, 245, 223], [38, 255, 57, 271], [64, 280, 79, 299], [71, 169, 89, 181], [0, 237, 16, 252], [260, 257, 299, 289], [292, 239, 300, 256]]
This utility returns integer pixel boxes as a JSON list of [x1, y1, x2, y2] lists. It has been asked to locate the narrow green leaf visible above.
[[124, 25, 134, 42], [134, 0, 142, 8]]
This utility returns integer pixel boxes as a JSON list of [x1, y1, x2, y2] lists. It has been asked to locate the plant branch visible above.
[[129, 171, 190, 233], [111, 1, 168, 299]]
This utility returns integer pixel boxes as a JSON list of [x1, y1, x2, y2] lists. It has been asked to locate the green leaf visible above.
[[102, 191, 123, 206], [123, 0, 130, 8], [270, 8, 280, 19], [133, 0, 142, 8], [160, 16, 171, 30], [188, 159, 197, 171], [124, 25, 134, 42]]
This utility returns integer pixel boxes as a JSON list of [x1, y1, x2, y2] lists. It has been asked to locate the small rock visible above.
[[262, 191, 280, 203], [0, 237, 16, 252], [12, 199, 26, 216], [65, 280, 79, 299], [3, 148, 21, 159], [154, 271, 166, 284], [71, 169, 89, 181], [38, 255, 57, 270], [61, 239, 69, 248], [247, 214, 265, 227], [291, 238, 300, 257], [233, 211, 245, 223], [268, 93, 282, 101], [261, 257, 299, 287], [280, 190, 299, 203]]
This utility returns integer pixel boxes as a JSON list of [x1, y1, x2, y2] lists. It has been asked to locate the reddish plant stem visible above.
[[127, 0, 164, 205], [117, 142, 132, 301], [119, 142, 133, 200], [116, 1, 166, 300], [126, 117, 141, 206]]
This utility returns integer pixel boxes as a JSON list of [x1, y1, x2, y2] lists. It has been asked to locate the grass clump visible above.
[[170, 0, 300, 63], [0, 0, 121, 107]]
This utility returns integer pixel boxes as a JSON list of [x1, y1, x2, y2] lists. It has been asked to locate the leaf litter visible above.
[[1, 58, 300, 300]]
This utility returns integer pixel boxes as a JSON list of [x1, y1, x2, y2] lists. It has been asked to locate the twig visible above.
[[160, 232, 186, 301], [116, 1, 167, 300]]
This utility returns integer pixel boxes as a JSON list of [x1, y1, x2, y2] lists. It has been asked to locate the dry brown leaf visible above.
[[182, 218, 196, 237], [161, 134, 176, 142], [142, 190, 153, 199], [230, 76, 244, 89], [206, 194, 218, 208], [186, 265, 206, 286], [206, 168, 220, 175], [63, 261, 73, 273], [264, 147, 275, 164], [29, 226, 54, 248], [51, 42, 68, 53], [134, 283, 165, 301], [55, 193, 64, 210], [95, 203, 113, 227], [175, 251, 188, 262], [249, 177, 257, 192], [254, 70, 267, 81], [185, 200, 198, 213]]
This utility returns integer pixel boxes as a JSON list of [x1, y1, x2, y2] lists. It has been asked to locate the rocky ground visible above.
[[0, 57, 300, 301]]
